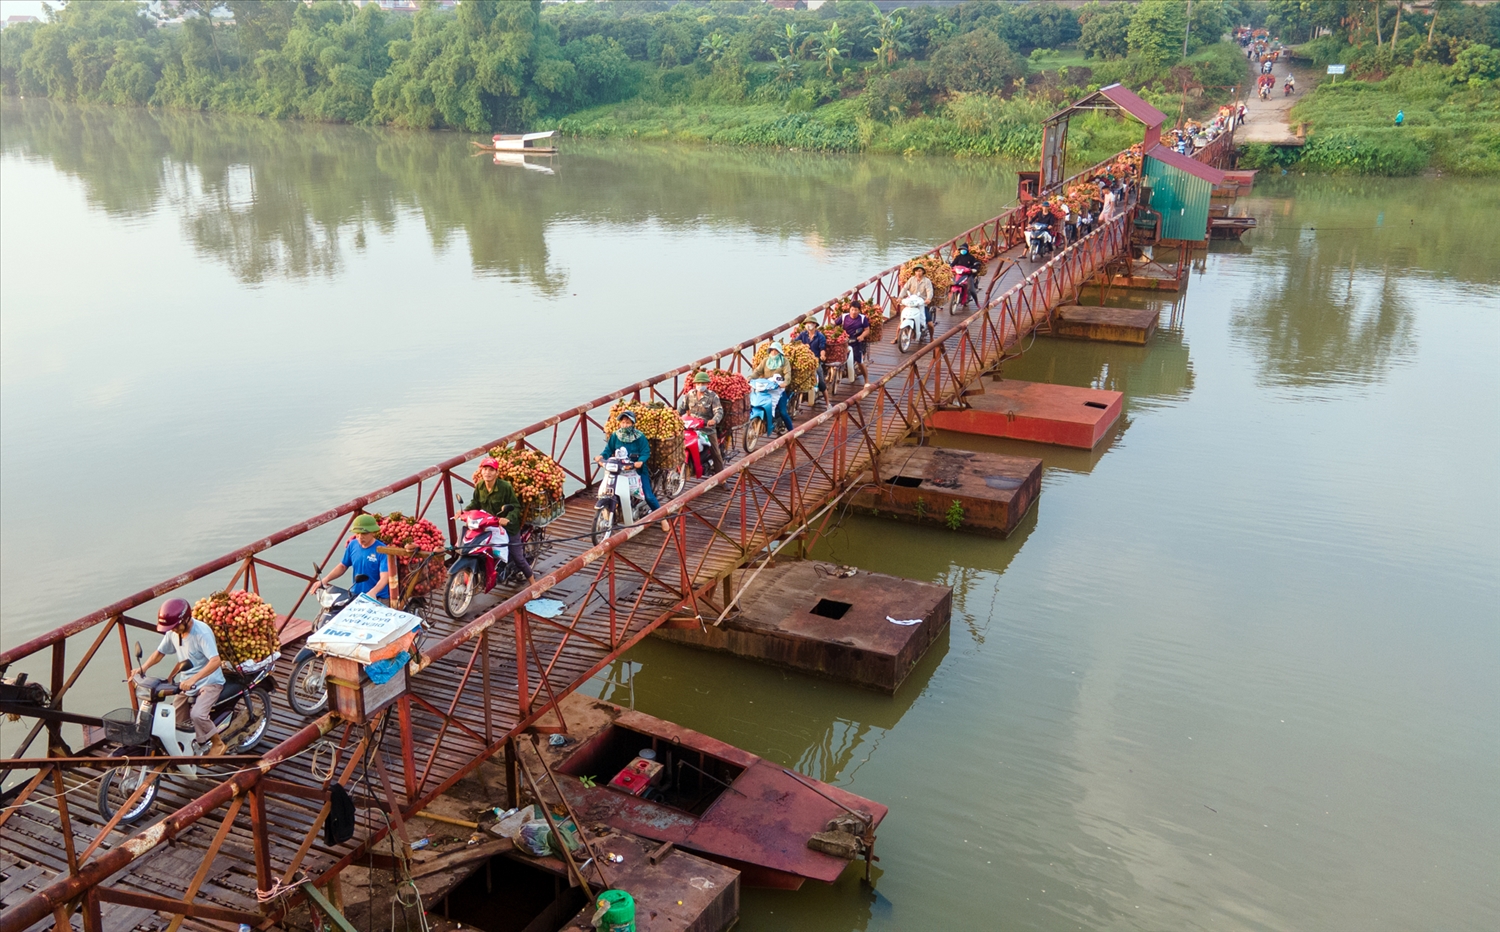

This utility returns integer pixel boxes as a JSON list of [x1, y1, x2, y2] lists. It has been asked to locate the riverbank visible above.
[[552, 95, 1138, 166], [1239, 49, 1500, 176]]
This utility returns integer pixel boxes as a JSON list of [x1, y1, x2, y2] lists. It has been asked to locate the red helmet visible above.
[[157, 598, 192, 630], [479, 456, 501, 470]]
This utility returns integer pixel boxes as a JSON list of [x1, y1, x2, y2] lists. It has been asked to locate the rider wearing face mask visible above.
[[598, 410, 661, 512], [952, 244, 982, 304], [751, 342, 797, 435]]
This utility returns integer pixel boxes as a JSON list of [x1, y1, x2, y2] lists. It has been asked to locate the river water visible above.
[[2, 100, 1497, 930]]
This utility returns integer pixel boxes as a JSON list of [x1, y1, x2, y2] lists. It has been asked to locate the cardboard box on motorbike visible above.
[[306, 595, 421, 721]]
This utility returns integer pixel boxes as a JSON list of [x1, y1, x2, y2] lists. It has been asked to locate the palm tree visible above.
[[700, 32, 730, 64], [772, 50, 799, 96], [817, 22, 844, 77], [867, 10, 907, 67], [783, 22, 803, 60]]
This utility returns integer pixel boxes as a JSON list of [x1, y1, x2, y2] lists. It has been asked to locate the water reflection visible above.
[[1230, 213, 1417, 392], [1, 98, 1028, 289], [1224, 176, 1496, 392]]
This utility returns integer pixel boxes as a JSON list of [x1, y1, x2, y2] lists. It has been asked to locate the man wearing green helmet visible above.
[[677, 371, 726, 472], [316, 513, 392, 601]]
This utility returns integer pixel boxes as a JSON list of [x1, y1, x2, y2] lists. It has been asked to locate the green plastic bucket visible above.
[[593, 889, 635, 932]]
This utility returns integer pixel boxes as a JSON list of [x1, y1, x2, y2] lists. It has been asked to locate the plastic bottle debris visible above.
[[411, 837, 430, 850]]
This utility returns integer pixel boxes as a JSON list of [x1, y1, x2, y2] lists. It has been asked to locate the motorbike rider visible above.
[[1283, 73, 1295, 94], [750, 342, 795, 435], [133, 599, 227, 757], [840, 299, 871, 385], [677, 372, 726, 470], [596, 409, 664, 517], [316, 514, 392, 601], [465, 456, 535, 585], [1025, 206, 1055, 258], [794, 319, 828, 405], [898, 265, 934, 336], [951, 244, 982, 307]]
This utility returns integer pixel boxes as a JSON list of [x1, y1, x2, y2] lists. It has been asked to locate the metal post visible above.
[[247, 785, 272, 895], [481, 631, 493, 746], [397, 696, 418, 805]]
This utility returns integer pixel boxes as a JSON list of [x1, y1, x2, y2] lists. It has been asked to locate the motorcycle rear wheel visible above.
[[659, 465, 685, 500], [98, 762, 160, 825], [232, 687, 271, 752], [523, 526, 545, 563], [287, 654, 327, 717], [444, 567, 476, 619]]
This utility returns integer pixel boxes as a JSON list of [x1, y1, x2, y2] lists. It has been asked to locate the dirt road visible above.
[[1238, 55, 1319, 145]]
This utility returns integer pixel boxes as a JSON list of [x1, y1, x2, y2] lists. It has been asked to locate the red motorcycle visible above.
[[683, 414, 722, 478], [946, 264, 979, 315], [442, 508, 535, 618]]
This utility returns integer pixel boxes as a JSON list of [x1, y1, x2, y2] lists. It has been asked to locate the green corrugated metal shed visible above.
[[1143, 155, 1213, 242]]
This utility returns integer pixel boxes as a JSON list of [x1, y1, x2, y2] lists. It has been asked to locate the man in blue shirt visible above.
[[316, 513, 392, 600]]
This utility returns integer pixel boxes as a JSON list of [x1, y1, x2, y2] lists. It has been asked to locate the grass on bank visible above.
[[556, 95, 1143, 167], [1241, 58, 1499, 175]]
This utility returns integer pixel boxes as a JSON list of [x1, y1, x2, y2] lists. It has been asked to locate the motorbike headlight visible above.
[[466, 517, 482, 529], [316, 589, 338, 608]]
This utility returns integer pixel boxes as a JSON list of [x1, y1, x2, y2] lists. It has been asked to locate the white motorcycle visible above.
[[592, 450, 652, 544], [1025, 222, 1055, 262], [896, 294, 931, 354], [97, 642, 274, 824]]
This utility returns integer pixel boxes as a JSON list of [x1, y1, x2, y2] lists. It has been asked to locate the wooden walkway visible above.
[[1, 204, 1129, 932]]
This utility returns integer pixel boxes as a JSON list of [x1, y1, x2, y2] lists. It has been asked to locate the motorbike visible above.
[[896, 295, 931, 354], [1258, 81, 1271, 100], [285, 583, 353, 716], [592, 451, 654, 544], [682, 413, 722, 478], [1284, 81, 1295, 97], [742, 376, 786, 453], [98, 642, 275, 824], [946, 264, 979, 315], [1025, 221, 1055, 263], [444, 508, 535, 618]]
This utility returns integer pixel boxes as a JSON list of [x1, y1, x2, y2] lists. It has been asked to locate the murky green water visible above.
[[3, 101, 1497, 930]]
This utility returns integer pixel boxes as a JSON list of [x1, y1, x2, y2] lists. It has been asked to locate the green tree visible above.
[[1078, 1, 1132, 61], [1451, 43, 1500, 87], [817, 22, 844, 77], [1127, 0, 1187, 70], [928, 29, 1023, 93], [868, 9, 908, 67], [699, 31, 729, 65]]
